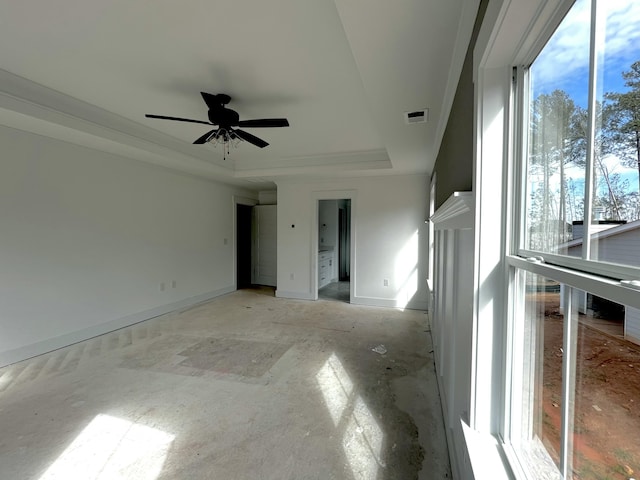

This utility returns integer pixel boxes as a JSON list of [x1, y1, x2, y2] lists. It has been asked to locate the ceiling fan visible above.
[[145, 92, 289, 153]]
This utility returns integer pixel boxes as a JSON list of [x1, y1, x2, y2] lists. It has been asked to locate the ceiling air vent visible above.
[[404, 109, 429, 124]]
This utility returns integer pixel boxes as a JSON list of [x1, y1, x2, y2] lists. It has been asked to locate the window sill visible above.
[[461, 421, 514, 479]]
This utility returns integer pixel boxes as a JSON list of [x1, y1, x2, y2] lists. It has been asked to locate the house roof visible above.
[[565, 219, 640, 248], [0, 0, 480, 190]]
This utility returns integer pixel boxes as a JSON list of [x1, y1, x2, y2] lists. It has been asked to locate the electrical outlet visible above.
[[159, 282, 166, 292], [383, 279, 389, 287], [223, 238, 228, 245], [290, 273, 294, 280], [171, 280, 177, 289]]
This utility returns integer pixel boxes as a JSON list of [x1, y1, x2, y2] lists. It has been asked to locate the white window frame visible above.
[[427, 172, 436, 311], [472, 0, 640, 478]]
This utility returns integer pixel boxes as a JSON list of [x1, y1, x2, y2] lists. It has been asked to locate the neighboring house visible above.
[[560, 219, 640, 343]]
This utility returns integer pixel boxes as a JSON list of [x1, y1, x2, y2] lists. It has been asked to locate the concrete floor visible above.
[[319, 280, 351, 303], [0, 288, 450, 480]]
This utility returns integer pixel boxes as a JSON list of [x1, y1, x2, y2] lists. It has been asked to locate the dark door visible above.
[[237, 204, 252, 289], [339, 201, 351, 281]]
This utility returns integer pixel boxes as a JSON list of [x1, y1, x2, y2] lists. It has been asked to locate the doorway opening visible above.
[[236, 204, 253, 289], [318, 199, 351, 303], [236, 201, 277, 292]]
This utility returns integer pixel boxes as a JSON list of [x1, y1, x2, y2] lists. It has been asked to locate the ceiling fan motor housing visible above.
[[208, 106, 239, 127]]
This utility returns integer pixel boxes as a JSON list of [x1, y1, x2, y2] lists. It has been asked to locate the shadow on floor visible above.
[[238, 285, 276, 296]]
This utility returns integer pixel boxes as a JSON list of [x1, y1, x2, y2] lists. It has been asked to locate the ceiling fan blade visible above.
[[237, 118, 290, 128], [234, 129, 269, 148], [145, 114, 212, 126], [193, 129, 217, 144]]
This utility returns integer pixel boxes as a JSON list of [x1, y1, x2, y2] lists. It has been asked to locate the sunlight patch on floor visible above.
[[0, 371, 13, 390], [39, 414, 174, 480], [316, 352, 354, 426], [316, 353, 385, 480], [343, 396, 386, 480]]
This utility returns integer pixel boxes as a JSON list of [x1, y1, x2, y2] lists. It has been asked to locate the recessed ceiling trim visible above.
[[0, 69, 232, 170], [234, 158, 391, 178], [234, 148, 390, 169]]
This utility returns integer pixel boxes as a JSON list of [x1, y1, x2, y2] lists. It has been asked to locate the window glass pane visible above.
[[511, 271, 563, 478], [587, 1, 640, 264], [511, 271, 640, 479], [525, 0, 590, 254], [570, 294, 640, 479], [525, 0, 640, 270]]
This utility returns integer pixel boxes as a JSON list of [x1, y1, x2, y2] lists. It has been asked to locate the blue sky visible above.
[[528, 0, 640, 200], [531, 0, 640, 108]]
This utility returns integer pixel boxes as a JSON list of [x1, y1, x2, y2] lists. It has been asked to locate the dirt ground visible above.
[[539, 292, 640, 479]]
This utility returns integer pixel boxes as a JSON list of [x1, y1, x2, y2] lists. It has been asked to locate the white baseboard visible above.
[[274, 290, 428, 310], [351, 295, 428, 310], [275, 290, 315, 300], [0, 286, 235, 368]]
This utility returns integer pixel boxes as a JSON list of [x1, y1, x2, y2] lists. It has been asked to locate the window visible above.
[[508, 270, 640, 478], [507, 0, 640, 478], [520, 0, 640, 277]]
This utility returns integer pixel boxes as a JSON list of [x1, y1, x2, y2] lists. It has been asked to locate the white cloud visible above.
[[602, 1, 640, 64], [532, 0, 591, 86], [531, 0, 640, 93]]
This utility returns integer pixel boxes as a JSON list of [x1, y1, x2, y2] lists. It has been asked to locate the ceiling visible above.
[[0, 0, 479, 190]]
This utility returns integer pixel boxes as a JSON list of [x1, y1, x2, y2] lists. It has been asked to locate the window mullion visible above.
[[582, 0, 604, 260], [514, 66, 529, 255], [559, 286, 577, 477]]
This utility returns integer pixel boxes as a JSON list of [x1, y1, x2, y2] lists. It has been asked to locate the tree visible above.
[[527, 62, 640, 244], [528, 90, 577, 249], [569, 101, 626, 220], [604, 60, 640, 194], [595, 172, 633, 220]]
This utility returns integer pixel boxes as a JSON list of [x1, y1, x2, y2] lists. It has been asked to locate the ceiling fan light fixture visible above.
[[208, 128, 237, 145], [207, 128, 243, 160]]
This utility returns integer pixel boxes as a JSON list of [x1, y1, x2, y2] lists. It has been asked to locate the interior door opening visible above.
[[236, 204, 253, 289], [318, 199, 351, 303]]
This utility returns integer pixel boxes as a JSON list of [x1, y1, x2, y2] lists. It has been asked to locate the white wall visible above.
[[258, 190, 277, 205], [275, 175, 429, 309], [0, 126, 256, 366]]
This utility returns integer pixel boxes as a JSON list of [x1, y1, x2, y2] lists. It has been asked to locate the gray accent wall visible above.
[[433, 0, 488, 210]]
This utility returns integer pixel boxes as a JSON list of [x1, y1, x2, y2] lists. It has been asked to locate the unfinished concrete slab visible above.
[[0, 288, 450, 479]]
